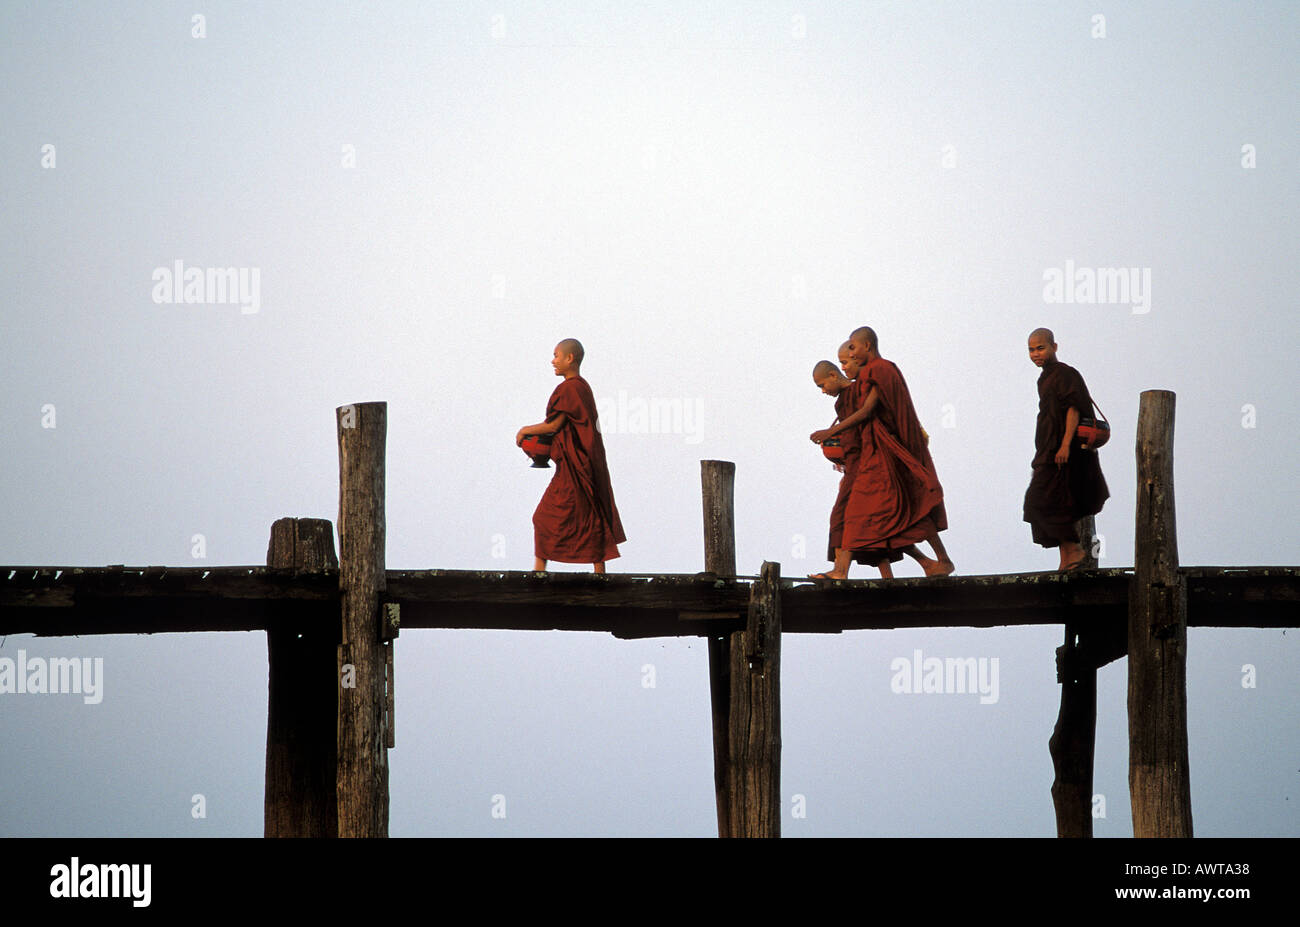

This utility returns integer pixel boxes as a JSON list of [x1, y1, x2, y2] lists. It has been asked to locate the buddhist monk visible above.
[[516, 339, 626, 573], [811, 326, 954, 577], [1023, 328, 1109, 571], [809, 349, 902, 579]]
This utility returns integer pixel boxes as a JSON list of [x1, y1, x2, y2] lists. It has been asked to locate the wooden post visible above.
[[1048, 620, 1096, 837], [336, 402, 390, 838], [1075, 514, 1100, 570], [265, 517, 339, 837], [700, 460, 736, 837], [728, 560, 782, 837], [1128, 390, 1192, 837]]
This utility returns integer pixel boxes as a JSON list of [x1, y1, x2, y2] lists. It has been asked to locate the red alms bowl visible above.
[[521, 432, 554, 468], [1075, 417, 1110, 450], [821, 437, 844, 462]]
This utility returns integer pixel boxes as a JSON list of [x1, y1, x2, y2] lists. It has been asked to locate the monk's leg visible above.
[[1060, 541, 1085, 571], [900, 544, 936, 570], [811, 547, 854, 580], [534, 557, 547, 571], [593, 561, 606, 574], [877, 560, 894, 579], [925, 532, 955, 575], [899, 538, 951, 574]]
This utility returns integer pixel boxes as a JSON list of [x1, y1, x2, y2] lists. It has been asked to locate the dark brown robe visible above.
[[842, 357, 947, 555], [1022, 359, 1109, 547], [532, 376, 626, 563]]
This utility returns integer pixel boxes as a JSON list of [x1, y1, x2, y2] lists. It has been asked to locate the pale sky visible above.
[[1, 1, 1296, 837]]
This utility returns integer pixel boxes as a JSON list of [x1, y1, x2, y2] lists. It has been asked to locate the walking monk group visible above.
[[516, 338, 626, 573], [809, 326, 954, 579], [811, 344, 904, 577]]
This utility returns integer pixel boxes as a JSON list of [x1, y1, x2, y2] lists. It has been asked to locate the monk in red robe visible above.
[[811, 327, 954, 578], [516, 339, 626, 572], [1023, 328, 1109, 571], [810, 346, 903, 579]]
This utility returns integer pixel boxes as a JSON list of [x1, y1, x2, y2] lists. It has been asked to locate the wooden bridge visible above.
[[2, 391, 1296, 837]]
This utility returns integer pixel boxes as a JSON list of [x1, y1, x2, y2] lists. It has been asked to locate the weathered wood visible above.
[[4, 566, 1296, 638], [384, 640, 395, 750], [701, 460, 736, 837], [727, 560, 781, 837], [1075, 514, 1100, 570], [781, 569, 1130, 631], [264, 518, 339, 838], [336, 402, 390, 838], [1128, 390, 1192, 838], [1048, 621, 1096, 837]]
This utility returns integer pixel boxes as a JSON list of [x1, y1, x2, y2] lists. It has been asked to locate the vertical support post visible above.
[[1048, 620, 1096, 837], [1128, 390, 1192, 837], [336, 401, 390, 838], [728, 560, 782, 837], [701, 460, 736, 837], [1075, 514, 1100, 570], [264, 517, 339, 837]]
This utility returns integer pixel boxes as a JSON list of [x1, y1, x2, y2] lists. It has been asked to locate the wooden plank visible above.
[[335, 401, 390, 838], [701, 459, 737, 838], [727, 560, 781, 837], [264, 517, 339, 838], [1128, 390, 1193, 838], [2, 565, 1297, 638]]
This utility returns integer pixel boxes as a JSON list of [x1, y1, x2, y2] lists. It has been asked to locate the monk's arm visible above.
[[811, 413, 836, 441], [1055, 406, 1081, 464], [810, 387, 880, 443], [516, 412, 568, 445]]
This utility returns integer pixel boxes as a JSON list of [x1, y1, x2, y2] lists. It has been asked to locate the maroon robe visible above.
[[841, 357, 947, 554], [1023, 360, 1109, 547], [533, 375, 626, 563], [827, 379, 902, 566]]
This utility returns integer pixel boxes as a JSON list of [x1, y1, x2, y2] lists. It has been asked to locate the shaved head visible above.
[[556, 338, 584, 366], [1028, 327, 1055, 345], [812, 360, 840, 379], [850, 326, 878, 351], [837, 340, 853, 358]]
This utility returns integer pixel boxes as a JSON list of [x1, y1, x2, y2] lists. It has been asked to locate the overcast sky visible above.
[[2, 1, 1296, 837]]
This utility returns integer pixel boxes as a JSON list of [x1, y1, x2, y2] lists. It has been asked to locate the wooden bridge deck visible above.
[[3, 564, 1295, 640]]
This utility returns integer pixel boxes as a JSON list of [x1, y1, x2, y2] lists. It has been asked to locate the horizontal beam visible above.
[[2, 565, 1296, 639]]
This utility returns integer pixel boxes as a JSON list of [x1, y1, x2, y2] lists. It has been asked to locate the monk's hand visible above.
[[515, 428, 527, 447], [810, 429, 833, 444], [1055, 443, 1071, 466]]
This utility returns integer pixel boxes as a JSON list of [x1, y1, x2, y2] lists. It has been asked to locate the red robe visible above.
[[827, 379, 902, 566], [533, 376, 626, 563], [1022, 360, 1109, 547], [841, 357, 947, 553]]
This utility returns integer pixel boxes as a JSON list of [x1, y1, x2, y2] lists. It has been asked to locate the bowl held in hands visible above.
[[522, 432, 554, 468]]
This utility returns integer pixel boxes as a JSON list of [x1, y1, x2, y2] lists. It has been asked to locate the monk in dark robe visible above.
[[516, 339, 626, 572], [811, 327, 954, 578], [1023, 328, 1109, 571], [809, 346, 903, 579]]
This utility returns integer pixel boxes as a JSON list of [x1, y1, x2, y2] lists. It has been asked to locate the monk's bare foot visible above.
[[808, 571, 847, 580], [1061, 554, 1087, 572], [922, 558, 955, 577]]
